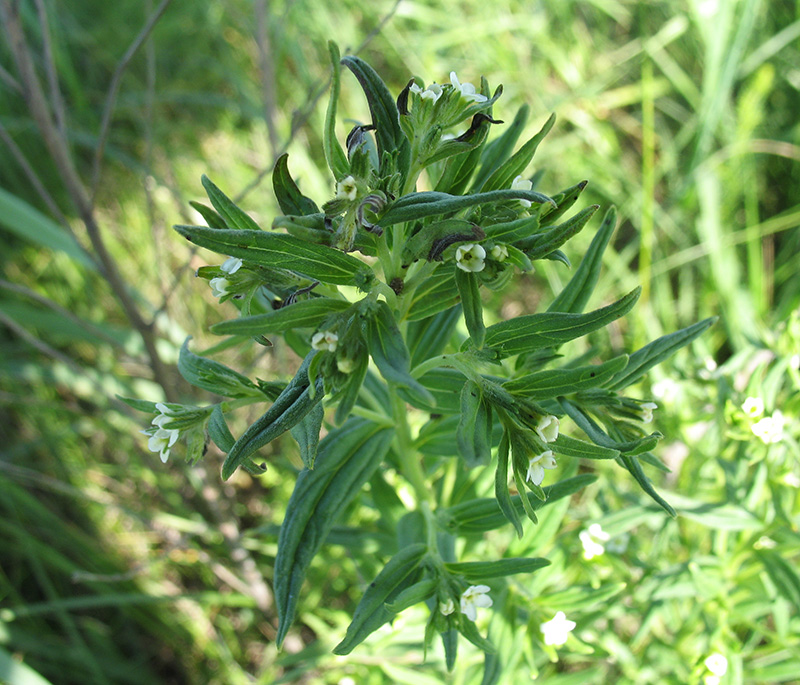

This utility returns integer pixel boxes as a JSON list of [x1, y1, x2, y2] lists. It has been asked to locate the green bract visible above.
[[137, 45, 714, 675]]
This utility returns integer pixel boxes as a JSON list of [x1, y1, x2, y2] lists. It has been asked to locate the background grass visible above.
[[1, 0, 799, 682]]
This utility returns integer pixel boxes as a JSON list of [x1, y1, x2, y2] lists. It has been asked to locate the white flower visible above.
[[535, 415, 560, 443], [151, 402, 173, 429], [742, 396, 764, 418], [639, 401, 658, 424], [440, 598, 455, 616], [579, 523, 611, 560], [410, 81, 443, 103], [311, 330, 339, 352], [791, 354, 800, 370], [450, 72, 487, 103], [751, 411, 785, 444], [209, 277, 230, 299], [460, 585, 492, 621], [221, 257, 242, 274], [142, 426, 179, 463], [511, 175, 533, 207], [455, 243, 486, 272], [540, 611, 576, 646], [526, 450, 557, 486], [491, 244, 508, 262], [704, 653, 728, 677], [336, 175, 358, 201]]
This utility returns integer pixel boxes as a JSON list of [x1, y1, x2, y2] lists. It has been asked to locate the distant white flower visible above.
[[704, 653, 728, 677], [783, 472, 800, 488], [491, 244, 509, 262], [742, 396, 764, 418], [460, 585, 492, 621], [209, 277, 231, 299], [791, 354, 800, 370], [540, 611, 576, 646], [455, 243, 486, 272], [410, 81, 443, 103], [336, 175, 358, 201], [526, 450, 557, 486], [221, 257, 242, 274], [639, 402, 658, 424], [142, 426, 179, 463], [450, 72, 487, 103], [311, 330, 339, 352], [440, 598, 455, 616], [751, 411, 785, 444], [535, 415, 560, 443], [511, 175, 533, 207], [652, 378, 679, 402], [580, 523, 611, 560]]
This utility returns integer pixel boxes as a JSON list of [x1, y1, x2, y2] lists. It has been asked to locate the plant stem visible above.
[[389, 386, 431, 505]]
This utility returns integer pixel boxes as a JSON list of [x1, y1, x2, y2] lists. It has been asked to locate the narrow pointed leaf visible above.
[[211, 298, 353, 336], [503, 355, 629, 399], [444, 557, 549, 580], [272, 154, 320, 216], [201, 175, 261, 231], [324, 42, 350, 179]]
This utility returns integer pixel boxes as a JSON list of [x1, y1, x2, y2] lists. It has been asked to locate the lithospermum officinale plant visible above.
[[130, 44, 714, 668]]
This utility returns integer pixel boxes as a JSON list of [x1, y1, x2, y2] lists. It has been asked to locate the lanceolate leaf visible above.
[[548, 206, 617, 314], [275, 419, 393, 647], [174, 225, 374, 287], [471, 104, 529, 192], [324, 42, 350, 179], [272, 154, 320, 216], [455, 269, 486, 348], [333, 543, 427, 655], [479, 288, 641, 358], [444, 557, 549, 580], [290, 401, 324, 469], [503, 355, 629, 399], [178, 338, 263, 398], [201, 175, 261, 231], [607, 317, 717, 391], [210, 298, 353, 336]]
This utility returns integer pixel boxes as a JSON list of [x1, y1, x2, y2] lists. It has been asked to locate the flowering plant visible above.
[[126, 45, 713, 672]]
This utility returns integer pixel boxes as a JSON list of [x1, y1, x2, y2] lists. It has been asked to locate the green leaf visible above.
[[520, 204, 599, 260], [340, 55, 410, 179], [201, 175, 261, 231], [538, 179, 589, 227], [481, 113, 556, 192], [455, 269, 485, 348], [0, 187, 95, 268], [495, 434, 523, 537], [333, 543, 427, 654], [607, 317, 717, 391], [444, 557, 549, 580], [275, 418, 393, 647], [559, 399, 661, 454], [503, 355, 629, 399], [0, 644, 54, 685], [471, 104, 529, 192], [406, 271, 461, 321], [210, 298, 353, 336], [540, 582, 626, 612], [222, 353, 323, 480], [379, 189, 555, 227], [385, 578, 438, 614], [550, 434, 620, 460], [618, 454, 676, 517], [364, 300, 435, 406], [290, 401, 324, 469], [548, 206, 616, 314], [174, 225, 374, 287], [407, 306, 461, 368], [272, 153, 321, 217], [480, 288, 641, 358], [207, 405, 235, 452], [116, 396, 160, 413], [457, 382, 492, 466], [324, 42, 350, 179], [178, 338, 263, 398], [189, 200, 227, 229]]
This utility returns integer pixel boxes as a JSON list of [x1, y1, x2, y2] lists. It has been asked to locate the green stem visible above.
[[389, 385, 431, 505], [349, 405, 394, 427]]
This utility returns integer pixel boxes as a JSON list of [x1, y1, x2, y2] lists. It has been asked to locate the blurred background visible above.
[[1, 0, 798, 682]]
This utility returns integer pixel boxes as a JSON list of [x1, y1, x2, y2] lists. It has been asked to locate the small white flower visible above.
[[460, 585, 492, 621], [526, 450, 557, 486], [151, 403, 174, 429], [455, 243, 486, 272], [639, 401, 658, 424], [511, 175, 533, 208], [751, 411, 785, 444], [209, 277, 231, 299], [742, 396, 764, 418], [221, 257, 243, 274], [490, 244, 508, 262], [142, 426, 179, 463], [311, 330, 339, 352], [336, 175, 358, 201], [440, 598, 455, 616], [410, 81, 443, 102], [535, 415, 559, 443], [579, 523, 611, 560], [540, 611, 576, 646], [704, 653, 728, 677], [450, 71, 488, 103]]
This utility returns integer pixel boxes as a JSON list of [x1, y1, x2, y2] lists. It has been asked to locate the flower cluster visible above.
[[209, 256, 243, 300], [141, 403, 180, 463], [580, 523, 611, 560]]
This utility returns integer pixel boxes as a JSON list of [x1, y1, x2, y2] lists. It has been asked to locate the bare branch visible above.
[[0, 62, 21, 92], [89, 0, 173, 203], [255, 0, 280, 156], [34, 0, 67, 137]]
